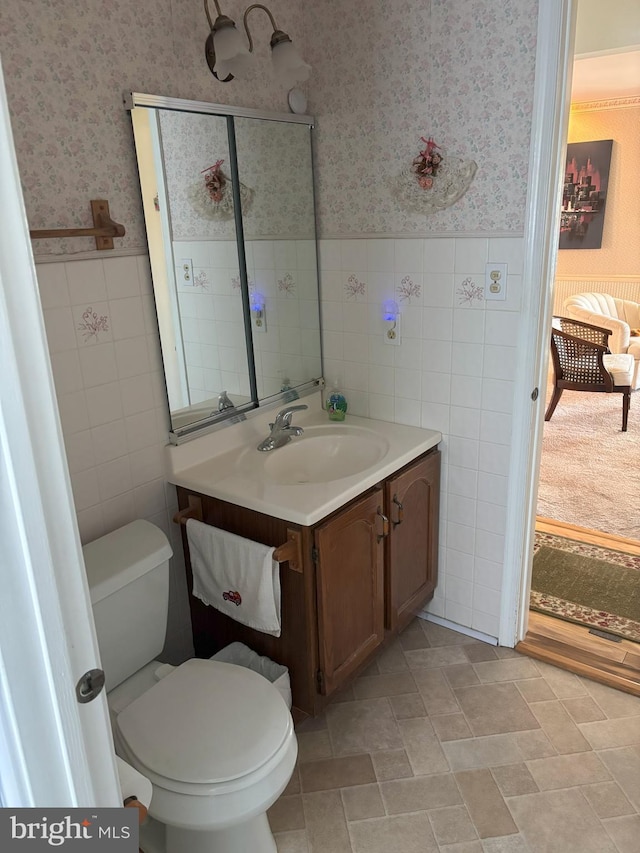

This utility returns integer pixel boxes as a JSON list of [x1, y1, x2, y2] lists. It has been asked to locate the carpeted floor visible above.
[[532, 532, 640, 642], [537, 387, 640, 540]]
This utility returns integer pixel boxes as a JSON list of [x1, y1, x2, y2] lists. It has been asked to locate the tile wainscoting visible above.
[[36, 235, 524, 660]]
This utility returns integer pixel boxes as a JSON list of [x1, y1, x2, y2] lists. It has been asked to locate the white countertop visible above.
[[166, 393, 441, 526]]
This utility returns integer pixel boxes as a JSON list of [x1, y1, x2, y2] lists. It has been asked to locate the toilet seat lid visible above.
[[116, 659, 291, 785]]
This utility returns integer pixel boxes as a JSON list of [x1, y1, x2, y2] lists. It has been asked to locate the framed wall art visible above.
[[559, 139, 613, 250]]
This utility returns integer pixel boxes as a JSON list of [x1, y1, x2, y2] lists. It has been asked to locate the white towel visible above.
[[186, 519, 281, 637]]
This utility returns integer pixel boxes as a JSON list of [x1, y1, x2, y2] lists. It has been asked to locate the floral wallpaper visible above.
[[158, 111, 315, 241], [304, 0, 538, 235], [0, 0, 307, 255]]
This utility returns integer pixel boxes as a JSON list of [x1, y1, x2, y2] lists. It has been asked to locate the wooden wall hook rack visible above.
[[29, 199, 126, 249]]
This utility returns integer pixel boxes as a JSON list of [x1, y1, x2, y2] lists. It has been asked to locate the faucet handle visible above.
[[274, 404, 308, 427]]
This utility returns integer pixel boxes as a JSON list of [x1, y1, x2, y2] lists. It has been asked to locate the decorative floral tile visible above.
[[396, 275, 422, 304], [345, 274, 367, 301], [75, 303, 111, 345], [193, 269, 210, 289], [456, 277, 484, 307], [278, 273, 296, 297]]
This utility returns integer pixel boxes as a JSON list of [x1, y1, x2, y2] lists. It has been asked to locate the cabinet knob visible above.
[[376, 508, 389, 542], [392, 494, 404, 526]]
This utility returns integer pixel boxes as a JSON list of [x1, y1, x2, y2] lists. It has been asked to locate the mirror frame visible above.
[[124, 91, 323, 443]]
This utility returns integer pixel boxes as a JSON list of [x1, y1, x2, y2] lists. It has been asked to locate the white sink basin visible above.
[[260, 426, 390, 484], [166, 395, 441, 525]]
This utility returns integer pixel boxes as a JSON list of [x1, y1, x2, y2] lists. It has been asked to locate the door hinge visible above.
[[311, 545, 319, 563], [531, 387, 539, 401], [316, 669, 325, 693]]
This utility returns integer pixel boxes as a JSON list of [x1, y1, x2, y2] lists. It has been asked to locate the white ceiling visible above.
[[571, 50, 640, 103]]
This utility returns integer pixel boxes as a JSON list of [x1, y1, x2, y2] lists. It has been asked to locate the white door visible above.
[[0, 58, 121, 807], [498, 0, 577, 645]]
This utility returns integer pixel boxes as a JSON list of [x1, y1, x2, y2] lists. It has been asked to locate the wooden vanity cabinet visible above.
[[385, 450, 441, 633], [176, 446, 440, 717]]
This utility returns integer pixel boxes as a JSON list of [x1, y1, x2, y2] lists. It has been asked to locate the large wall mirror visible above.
[[126, 93, 323, 440]]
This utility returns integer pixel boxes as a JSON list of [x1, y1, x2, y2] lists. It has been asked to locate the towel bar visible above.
[[173, 498, 303, 572]]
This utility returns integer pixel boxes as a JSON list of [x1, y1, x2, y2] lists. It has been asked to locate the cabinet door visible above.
[[385, 451, 441, 632], [314, 489, 385, 697]]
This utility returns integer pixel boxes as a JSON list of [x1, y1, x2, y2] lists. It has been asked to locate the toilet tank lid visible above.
[[83, 520, 173, 605]]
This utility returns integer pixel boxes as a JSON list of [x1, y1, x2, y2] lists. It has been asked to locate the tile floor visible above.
[[268, 618, 640, 853]]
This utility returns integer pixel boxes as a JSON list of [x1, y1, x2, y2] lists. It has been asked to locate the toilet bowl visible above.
[[84, 520, 297, 853]]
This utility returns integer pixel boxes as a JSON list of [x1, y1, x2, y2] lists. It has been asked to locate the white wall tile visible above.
[[394, 239, 423, 273], [90, 420, 128, 465], [104, 256, 141, 300], [424, 238, 455, 274], [448, 465, 478, 499], [476, 501, 507, 535], [71, 468, 100, 511], [423, 307, 453, 340], [448, 493, 477, 526], [478, 472, 509, 506], [446, 521, 475, 555], [366, 239, 394, 273], [485, 311, 520, 347], [472, 610, 499, 638], [479, 411, 513, 446], [394, 337, 422, 370], [421, 402, 450, 433], [423, 273, 455, 308], [445, 601, 473, 627], [422, 340, 452, 374], [483, 345, 518, 381], [446, 549, 474, 581], [85, 381, 124, 427], [481, 378, 515, 414], [37, 264, 70, 309], [475, 558, 503, 591], [64, 429, 95, 474], [44, 307, 77, 353], [66, 260, 107, 305], [448, 436, 479, 470], [109, 296, 146, 340], [51, 349, 84, 395], [421, 371, 451, 404], [475, 529, 505, 563], [450, 406, 480, 440], [394, 397, 421, 426], [453, 308, 485, 344], [488, 238, 525, 276], [79, 342, 118, 387], [478, 441, 511, 476], [451, 342, 484, 377], [454, 238, 488, 274], [96, 455, 133, 502], [450, 374, 482, 409], [57, 390, 90, 435]]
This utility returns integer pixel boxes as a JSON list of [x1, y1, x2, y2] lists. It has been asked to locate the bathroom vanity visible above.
[[168, 402, 441, 718]]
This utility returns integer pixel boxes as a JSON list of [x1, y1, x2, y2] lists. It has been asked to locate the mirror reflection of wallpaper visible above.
[[158, 111, 315, 240]]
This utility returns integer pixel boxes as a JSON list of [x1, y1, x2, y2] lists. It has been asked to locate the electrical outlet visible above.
[[485, 262, 507, 301], [384, 313, 401, 346], [179, 258, 194, 285]]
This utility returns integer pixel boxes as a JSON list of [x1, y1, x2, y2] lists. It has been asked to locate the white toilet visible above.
[[84, 519, 297, 853]]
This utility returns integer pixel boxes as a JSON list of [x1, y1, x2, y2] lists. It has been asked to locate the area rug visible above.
[[537, 388, 640, 540], [531, 532, 640, 642]]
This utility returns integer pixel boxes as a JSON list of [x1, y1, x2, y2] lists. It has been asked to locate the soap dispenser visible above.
[[326, 380, 348, 421]]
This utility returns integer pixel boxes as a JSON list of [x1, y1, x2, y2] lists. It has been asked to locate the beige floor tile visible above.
[[481, 836, 531, 852], [282, 766, 301, 796], [583, 679, 640, 718], [269, 795, 305, 833], [341, 783, 385, 821], [360, 659, 380, 678], [375, 640, 409, 673], [507, 788, 617, 853], [432, 713, 474, 742], [302, 790, 351, 853], [297, 729, 333, 762], [443, 733, 524, 771], [326, 697, 402, 756], [443, 664, 481, 688], [413, 668, 461, 715], [581, 781, 636, 818], [473, 659, 540, 684], [455, 769, 519, 839], [398, 717, 450, 775], [274, 829, 309, 853], [454, 683, 540, 736], [561, 695, 607, 723], [399, 621, 431, 651], [296, 712, 328, 733], [353, 671, 417, 700], [330, 683, 356, 704], [421, 620, 475, 646], [494, 647, 522, 659], [512, 730, 556, 760], [370, 748, 414, 781], [526, 752, 610, 790], [463, 642, 499, 663], [348, 812, 439, 853], [602, 814, 640, 853], [300, 754, 375, 793], [405, 645, 470, 669], [579, 716, 640, 749], [529, 700, 591, 754], [597, 745, 640, 810], [514, 678, 555, 703], [389, 693, 426, 720], [443, 842, 484, 853], [380, 772, 462, 814], [490, 763, 538, 797], [429, 804, 478, 845], [533, 661, 587, 699]]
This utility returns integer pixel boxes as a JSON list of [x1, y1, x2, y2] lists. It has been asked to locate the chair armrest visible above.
[[564, 306, 630, 353]]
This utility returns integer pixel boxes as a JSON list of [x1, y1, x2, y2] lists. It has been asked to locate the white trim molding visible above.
[[571, 96, 640, 112]]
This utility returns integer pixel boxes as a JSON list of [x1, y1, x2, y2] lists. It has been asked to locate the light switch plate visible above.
[[485, 262, 507, 301]]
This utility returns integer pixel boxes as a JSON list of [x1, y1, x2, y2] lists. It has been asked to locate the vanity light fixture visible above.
[[382, 299, 401, 345], [204, 0, 311, 86]]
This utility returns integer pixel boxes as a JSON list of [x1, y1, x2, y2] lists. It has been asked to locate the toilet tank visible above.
[[83, 520, 173, 691]]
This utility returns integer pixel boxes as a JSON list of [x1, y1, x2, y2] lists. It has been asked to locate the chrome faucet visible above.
[[217, 391, 235, 412], [257, 404, 308, 452]]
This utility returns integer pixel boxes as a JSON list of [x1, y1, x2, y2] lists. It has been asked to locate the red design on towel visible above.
[[223, 590, 242, 606]]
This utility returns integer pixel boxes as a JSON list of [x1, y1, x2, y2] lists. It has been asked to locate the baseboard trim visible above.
[[418, 612, 498, 646]]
